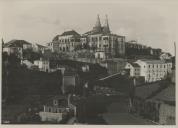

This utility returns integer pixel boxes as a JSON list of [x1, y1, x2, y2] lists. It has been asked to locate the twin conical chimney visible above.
[[103, 15, 110, 34], [93, 14, 102, 32], [93, 14, 110, 34], [95, 14, 101, 28]]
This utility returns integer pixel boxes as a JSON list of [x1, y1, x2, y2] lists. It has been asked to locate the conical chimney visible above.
[[93, 14, 102, 32], [103, 15, 110, 34]]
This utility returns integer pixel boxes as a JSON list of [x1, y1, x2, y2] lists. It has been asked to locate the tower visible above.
[[93, 14, 102, 32], [103, 15, 110, 34]]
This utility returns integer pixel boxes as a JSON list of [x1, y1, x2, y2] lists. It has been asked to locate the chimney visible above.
[[93, 14, 102, 32], [103, 14, 110, 34]]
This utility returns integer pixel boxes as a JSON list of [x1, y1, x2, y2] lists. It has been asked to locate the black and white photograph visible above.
[[1, 0, 177, 125]]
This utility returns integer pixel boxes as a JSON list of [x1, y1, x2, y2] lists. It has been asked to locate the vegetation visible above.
[[2, 53, 63, 123]]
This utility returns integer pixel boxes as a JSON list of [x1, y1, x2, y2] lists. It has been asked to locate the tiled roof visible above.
[[44, 95, 68, 107], [60, 30, 80, 37], [139, 59, 165, 64], [130, 63, 140, 68], [4, 39, 31, 48], [36, 43, 46, 48]]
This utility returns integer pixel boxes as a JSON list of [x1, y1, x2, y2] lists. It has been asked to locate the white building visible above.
[[135, 59, 172, 82], [49, 30, 81, 52], [32, 43, 48, 53], [21, 59, 33, 69], [160, 52, 172, 60], [125, 62, 140, 77], [34, 58, 50, 72], [39, 96, 70, 123]]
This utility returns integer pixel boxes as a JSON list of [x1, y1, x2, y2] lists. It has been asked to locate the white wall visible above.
[[39, 112, 63, 122]]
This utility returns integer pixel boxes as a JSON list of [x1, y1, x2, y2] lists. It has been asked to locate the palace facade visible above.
[[48, 15, 126, 59], [81, 15, 125, 59]]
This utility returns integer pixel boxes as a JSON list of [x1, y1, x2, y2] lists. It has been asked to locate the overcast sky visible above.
[[1, 0, 177, 55]]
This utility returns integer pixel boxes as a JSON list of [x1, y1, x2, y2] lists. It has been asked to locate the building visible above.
[[135, 59, 172, 82], [39, 95, 76, 123], [32, 43, 48, 53], [48, 30, 81, 52], [82, 15, 125, 59], [3, 39, 32, 58], [125, 62, 140, 77], [100, 58, 126, 75], [160, 52, 172, 60], [34, 58, 50, 72], [21, 59, 34, 69], [125, 40, 162, 59]]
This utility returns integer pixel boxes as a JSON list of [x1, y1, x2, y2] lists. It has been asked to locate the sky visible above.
[[0, 0, 177, 55]]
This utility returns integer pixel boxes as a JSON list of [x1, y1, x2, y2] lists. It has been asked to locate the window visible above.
[[54, 100, 58, 105], [49, 107, 52, 112]]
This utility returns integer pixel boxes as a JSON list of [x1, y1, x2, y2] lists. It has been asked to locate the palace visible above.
[[81, 15, 125, 59], [48, 15, 125, 59]]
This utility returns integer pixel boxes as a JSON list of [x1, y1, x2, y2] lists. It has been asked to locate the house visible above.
[[81, 65, 89, 72], [34, 58, 50, 72], [100, 58, 126, 75], [32, 43, 48, 53], [125, 62, 140, 77], [3, 39, 32, 58], [135, 59, 172, 82], [21, 59, 33, 69], [49, 30, 81, 52], [39, 95, 76, 123], [160, 52, 172, 60]]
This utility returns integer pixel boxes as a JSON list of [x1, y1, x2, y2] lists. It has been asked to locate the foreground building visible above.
[[39, 95, 76, 123]]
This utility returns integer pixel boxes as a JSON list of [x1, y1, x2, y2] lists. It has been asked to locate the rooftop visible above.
[[35, 43, 47, 48], [130, 63, 140, 68], [137, 59, 166, 64], [4, 39, 31, 48], [60, 30, 80, 37]]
